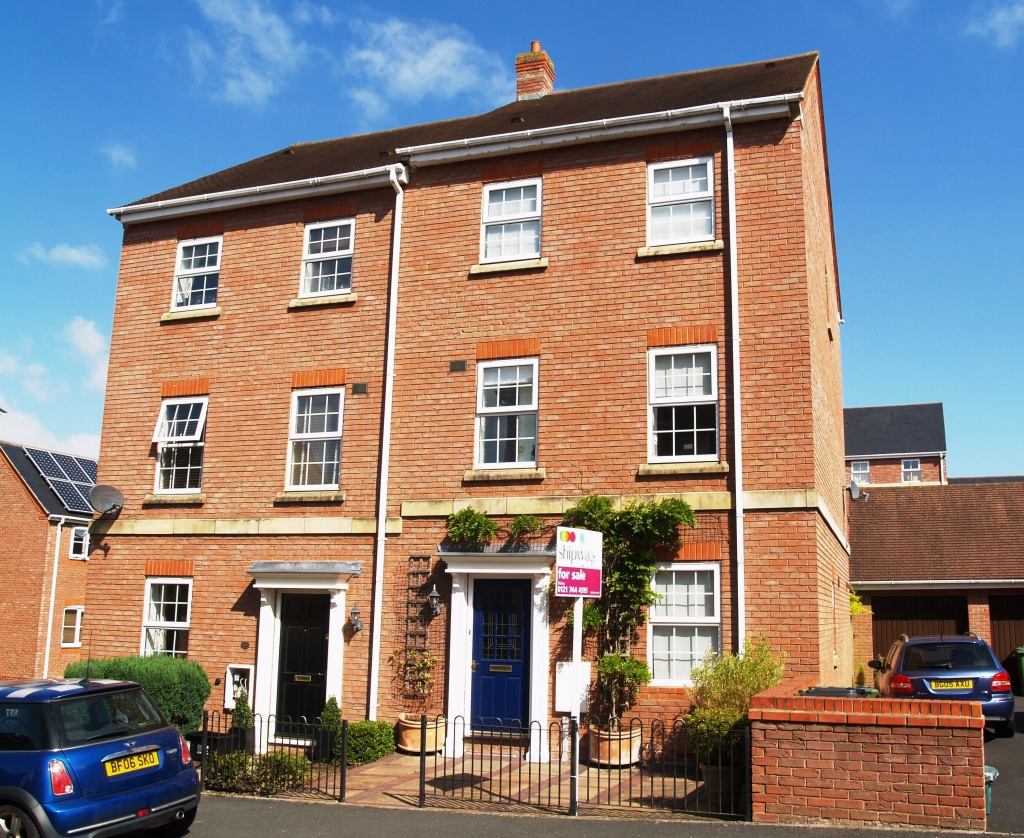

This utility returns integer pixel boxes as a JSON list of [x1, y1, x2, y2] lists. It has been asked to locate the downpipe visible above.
[[42, 516, 66, 678]]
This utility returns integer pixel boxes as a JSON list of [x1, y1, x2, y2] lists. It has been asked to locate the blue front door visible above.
[[471, 579, 530, 728]]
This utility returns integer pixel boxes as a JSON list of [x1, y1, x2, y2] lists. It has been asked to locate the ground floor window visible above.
[[647, 562, 720, 684], [142, 577, 192, 657], [61, 607, 84, 647]]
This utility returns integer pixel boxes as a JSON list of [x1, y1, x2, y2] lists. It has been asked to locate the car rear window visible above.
[[902, 643, 997, 671], [0, 703, 49, 751], [52, 689, 166, 747]]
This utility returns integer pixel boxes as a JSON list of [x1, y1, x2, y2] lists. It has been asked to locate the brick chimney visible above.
[[515, 41, 555, 101]]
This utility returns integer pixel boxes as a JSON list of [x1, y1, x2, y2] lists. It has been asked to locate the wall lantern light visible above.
[[427, 584, 442, 617], [350, 605, 363, 633]]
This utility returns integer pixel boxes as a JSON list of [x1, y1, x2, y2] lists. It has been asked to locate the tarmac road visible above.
[[984, 697, 1024, 835]]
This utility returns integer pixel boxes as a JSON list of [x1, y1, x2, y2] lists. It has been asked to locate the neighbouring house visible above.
[[844, 402, 947, 487], [849, 481, 1024, 690], [0, 442, 96, 680], [83, 45, 849, 731]]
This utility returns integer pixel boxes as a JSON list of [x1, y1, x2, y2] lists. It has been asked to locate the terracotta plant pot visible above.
[[587, 726, 643, 766], [699, 762, 744, 814], [395, 713, 447, 754]]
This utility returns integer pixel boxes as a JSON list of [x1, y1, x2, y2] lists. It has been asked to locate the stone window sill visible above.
[[288, 293, 357, 309], [160, 307, 221, 323], [469, 258, 548, 275], [143, 493, 206, 505], [274, 491, 347, 504], [637, 462, 729, 476], [636, 240, 724, 258], [463, 468, 546, 482]]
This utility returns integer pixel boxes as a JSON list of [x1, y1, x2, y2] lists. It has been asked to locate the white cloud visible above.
[[190, 0, 309, 107], [292, 2, 339, 25], [19, 243, 108, 270], [102, 143, 136, 169], [0, 394, 100, 458], [967, 2, 1024, 47], [65, 317, 110, 392], [876, 0, 914, 17], [345, 18, 514, 119], [0, 350, 60, 400]]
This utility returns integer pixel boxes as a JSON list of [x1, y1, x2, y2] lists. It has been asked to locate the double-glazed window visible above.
[[648, 346, 718, 462], [647, 158, 715, 246], [172, 236, 221, 310], [61, 607, 84, 648], [69, 526, 89, 559], [301, 219, 354, 298], [481, 179, 542, 262], [142, 578, 192, 657], [152, 397, 208, 493], [902, 459, 922, 483], [851, 461, 870, 484], [287, 388, 344, 489], [476, 359, 538, 468], [648, 563, 720, 684]]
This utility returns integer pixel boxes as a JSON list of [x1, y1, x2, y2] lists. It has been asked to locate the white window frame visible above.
[[647, 561, 721, 686], [299, 218, 356, 299], [474, 357, 539, 469], [140, 577, 193, 658], [902, 458, 922, 483], [69, 526, 89, 560], [851, 461, 870, 484], [647, 344, 719, 463], [60, 606, 84, 648], [479, 178, 543, 264], [151, 396, 209, 495], [285, 387, 345, 491], [646, 157, 716, 246], [171, 235, 222, 311]]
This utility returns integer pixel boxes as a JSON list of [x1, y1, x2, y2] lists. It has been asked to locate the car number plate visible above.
[[104, 749, 160, 777], [931, 679, 974, 690]]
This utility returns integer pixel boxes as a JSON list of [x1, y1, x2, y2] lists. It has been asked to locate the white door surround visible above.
[[246, 561, 362, 742], [442, 550, 553, 760]]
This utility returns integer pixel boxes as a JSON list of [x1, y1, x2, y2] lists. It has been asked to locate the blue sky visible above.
[[1, 1, 1022, 475]]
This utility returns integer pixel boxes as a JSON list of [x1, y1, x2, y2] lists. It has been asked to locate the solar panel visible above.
[[53, 453, 90, 483], [76, 458, 98, 483], [25, 448, 65, 479], [23, 447, 98, 514], [49, 479, 94, 514]]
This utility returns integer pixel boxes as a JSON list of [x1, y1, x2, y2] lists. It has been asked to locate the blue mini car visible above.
[[869, 635, 1016, 736], [0, 679, 200, 838]]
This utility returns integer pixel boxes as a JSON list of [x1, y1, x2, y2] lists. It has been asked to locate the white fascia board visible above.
[[845, 451, 947, 460], [108, 164, 407, 224], [851, 579, 1024, 590], [395, 95, 802, 166]]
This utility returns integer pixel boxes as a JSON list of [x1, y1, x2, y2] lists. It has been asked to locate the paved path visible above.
[[984, 698, 1024, 835]]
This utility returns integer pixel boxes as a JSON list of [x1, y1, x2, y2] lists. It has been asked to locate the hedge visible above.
[[341, 720, 394, 765], [203, 751, 309, 796], [64, 656, 211, 733]]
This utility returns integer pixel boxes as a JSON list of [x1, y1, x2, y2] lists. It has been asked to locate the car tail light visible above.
[[890, 674, 914, 694], [178, 731, 192, 766], [992, 671, 1012, 692], [49, 759, 74, 796]]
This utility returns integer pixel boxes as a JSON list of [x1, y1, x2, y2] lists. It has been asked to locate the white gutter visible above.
[[722, 105, 747, 649], [43, 516, 66, 678], [107, 166, 398, 224], [396, 94, 802, 166], [846, 451, 947, 460], [367, 163, 408, 721], [852, 579, 1024, 590]]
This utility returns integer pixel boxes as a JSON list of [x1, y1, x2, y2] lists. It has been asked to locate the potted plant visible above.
[[315, 696, 341, 764], [687, 636, 784, 812], [445, 507, 497, 549], [229, 688, 255, 754], [588, 654, 651, 765], [389, 649, 446, 753]]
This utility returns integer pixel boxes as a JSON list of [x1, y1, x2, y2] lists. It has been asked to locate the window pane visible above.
[[148, 583, 190, 624], [479, 412, 536, 465], [484, 220, 540, 260], [295, 393, 341, 435], [651, 626, 719, 681], [158, 445, 204, 490], [180, 241, 219, 271], [481, 364, 533, 411], [654, 353, 712, 398], [654, 405, 717, 458], [652, 570, 715, 618], [651, 200, 713, 243], [652, 164, 708, 199], [291, 440, 341, 486], [307, 223, 352, 255], [160, 402, 205, 439], [486, 185, 538, 219], [144, 628, 189, 658], [304, 257, 352, 295], [62, 609, 80, 645]]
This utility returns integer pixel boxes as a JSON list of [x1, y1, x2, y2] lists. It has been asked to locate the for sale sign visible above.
[[554, 527, 603, 598]]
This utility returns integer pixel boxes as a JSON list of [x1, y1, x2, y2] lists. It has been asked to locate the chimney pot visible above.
[[515, 43, 555, 101], [531, 41, 541, 53]]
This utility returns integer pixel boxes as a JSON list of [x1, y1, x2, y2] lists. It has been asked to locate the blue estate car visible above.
[[869, 635, 1016, 736], [0, 679, 200, 838]]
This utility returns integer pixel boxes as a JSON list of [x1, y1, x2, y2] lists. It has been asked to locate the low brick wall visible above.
[[749, 678, 986, 831]]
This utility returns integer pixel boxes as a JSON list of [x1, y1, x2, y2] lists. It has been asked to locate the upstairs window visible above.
[[902, 459, 922, 483], [648, 563, 720, 684], [69, 526, 89, 559], [851, 461, 870, 484], [152, 397, 208, 493], [61, 607, 84, 648], [476, 358, 538, 468], [647, 158, 715, 246], [481, 179, 542, 262], [648, 346, 718, 462], [142, 579, 191, 658], [173, 236, 221, 310], [301, 219, 354, 298], [287, 388, 344, 489]]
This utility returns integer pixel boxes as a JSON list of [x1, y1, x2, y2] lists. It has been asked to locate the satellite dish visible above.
[[89, 485, 124, 516], [849, 480, 860, 500]]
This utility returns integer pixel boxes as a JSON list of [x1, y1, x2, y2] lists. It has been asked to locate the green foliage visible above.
[[688, 707, 744, 765], [855, 664, 867, 688], [388, 649, 439, 699], [562, 495, 614, 533], [319, 696, 341, 733], [849, 589, 872, 617], [64, 656, 211, 733], [566, 600, 604, 633], [508, 514, 542, 541], [203, 750, 309, 796], [230, 689, 254, 730], [446, 507, 497, 547], [595, 654, 651, 723], [343, 720, 395, 765]]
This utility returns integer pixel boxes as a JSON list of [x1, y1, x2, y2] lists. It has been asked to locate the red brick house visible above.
[[0, 442, 96, 680], [844, 403, 947, 487], [84, 46, 850, 731]]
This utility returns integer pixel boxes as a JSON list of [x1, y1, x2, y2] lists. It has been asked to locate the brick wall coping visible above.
[[749, 677, 983, 728]]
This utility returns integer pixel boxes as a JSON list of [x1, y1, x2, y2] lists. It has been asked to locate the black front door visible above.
[[276, 593, 330, 732], [471, 579, 530, 729]]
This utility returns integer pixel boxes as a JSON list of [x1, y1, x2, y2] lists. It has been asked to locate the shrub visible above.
[[343, 720, 395, 765], [203, 750, 309, 796], [320, 696, 341, 733], [446, 507, 496, 547], [855, 664, 867, 687], [508, 514, 541, 541], [231, 688, 254, 729], [64, 656, 211, 733], [595, 654, 651, 724]]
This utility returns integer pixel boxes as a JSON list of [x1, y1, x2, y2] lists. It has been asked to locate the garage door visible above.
[[990, 594, 1024, 694], [870, 595, 969, 660]]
